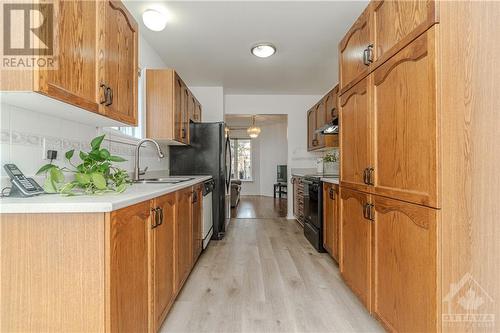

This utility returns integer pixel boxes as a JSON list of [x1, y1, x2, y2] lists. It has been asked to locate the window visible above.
[[230, 138, 252, 181]]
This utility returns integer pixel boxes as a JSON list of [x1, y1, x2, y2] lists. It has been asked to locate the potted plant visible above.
[[323, 151, 339, 175], [36, 135, 131, 195]]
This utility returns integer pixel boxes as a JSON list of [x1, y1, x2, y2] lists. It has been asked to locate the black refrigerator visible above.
[[169, 122, 232, 240]]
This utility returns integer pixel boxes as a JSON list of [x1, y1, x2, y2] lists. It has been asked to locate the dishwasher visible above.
[[202, 179, 215, 249]]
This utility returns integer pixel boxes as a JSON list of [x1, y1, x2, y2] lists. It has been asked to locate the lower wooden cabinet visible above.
[[322, 182, 339, 262], [339, 187, 373, 310], [151, 193, 176, 332], [192, 184, 203, 263], [108, 201, 150, 332], [175, 187, 194, 291], [292, 176, 305, 225], [372, 195, 438, 333]]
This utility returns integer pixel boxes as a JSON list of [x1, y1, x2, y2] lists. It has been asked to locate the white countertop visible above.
[[320, 177, 340, 185], [0, 175, 212, 214]]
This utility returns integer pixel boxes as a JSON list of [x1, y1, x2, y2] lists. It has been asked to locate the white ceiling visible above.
[[225, 114, 287, 128], [124, 1, 367, 95]]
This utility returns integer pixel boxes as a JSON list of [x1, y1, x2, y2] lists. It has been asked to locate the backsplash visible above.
[[0, 103, 169, 181]]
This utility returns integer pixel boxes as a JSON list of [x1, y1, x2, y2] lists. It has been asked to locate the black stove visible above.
[[303, 176, 325, 252]]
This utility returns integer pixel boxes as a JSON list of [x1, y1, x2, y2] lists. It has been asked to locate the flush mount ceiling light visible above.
[[247, 115, 261, 138], [142, 9, 167, 32], [251, 43, 276, 58]]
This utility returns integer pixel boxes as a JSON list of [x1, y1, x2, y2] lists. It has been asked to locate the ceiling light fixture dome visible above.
[[251, 43, 276, 58], [247, 115, 261, 138], [142, 9, 167, 32]]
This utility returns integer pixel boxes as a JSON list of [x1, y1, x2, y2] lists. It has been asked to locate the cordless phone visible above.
[[3, 164, 45, 197]]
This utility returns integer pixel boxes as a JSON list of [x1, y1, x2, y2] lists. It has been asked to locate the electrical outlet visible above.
[[42, 137, 61, 160]]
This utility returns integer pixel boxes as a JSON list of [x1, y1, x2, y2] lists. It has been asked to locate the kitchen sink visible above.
[[134, 177, 195, 184]]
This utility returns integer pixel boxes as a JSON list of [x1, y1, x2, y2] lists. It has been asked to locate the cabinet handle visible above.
[[329, 188, 334, 199], [368, 167, 375, 186], [363, 44, 374, 66], [151, 208, 158, 228], [369, 204, 375, 221], [181, 128, 186, 139], [158, 208, 163, 226], [363, 203, 374, 221], [363, 168, 369, 184], [99, 84, 108, 104], [105, 87, 113, 106], [331, 107, 336, 118]]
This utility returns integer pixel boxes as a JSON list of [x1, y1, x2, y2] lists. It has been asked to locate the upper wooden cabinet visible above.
[[307, 108, 317, 150], [373, 29, 438, 208], [1, 0, 139, 126], [324, 85, 339, 125], [307, 85, 340, 151], [340, 77, 372, 193], [146, 69, 202, 145], [372, 195, 438, 333], [98, 0, 138, 125], [339, 7, 372, 92], [339, 0, 438, 93], [108, 201, 150, 333]]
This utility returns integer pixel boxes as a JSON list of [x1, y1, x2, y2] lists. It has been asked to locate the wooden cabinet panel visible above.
[[152, 194, 176, 332], [292, 177, 305, 225], [372, 195, 437, 333], [339, 7, 372, 92], [192, 184, 203, 263], [315, 102, 325, 148], [340, 188, 372, 310], [324, 86, 339, 125], [180, 86, 190, 144], [340, 77, 372, 193], [323, 183, 339, 262], [174, 75, 184, 140], [108, 201, 150, 333], [99, 0, 138, 125], [193, 100, 202, 122], [307, 109, 316, 151], [40, 0, 99, 113], [373, 29, 438, 207], [373, 0, 437, 63], [175, 187, 193, 291]]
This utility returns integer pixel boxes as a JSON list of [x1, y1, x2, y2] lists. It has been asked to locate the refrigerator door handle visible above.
[[225, 137, 232, 192]]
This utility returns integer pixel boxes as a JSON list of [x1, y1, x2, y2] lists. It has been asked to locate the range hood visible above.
[[315, 118, 339, 135]]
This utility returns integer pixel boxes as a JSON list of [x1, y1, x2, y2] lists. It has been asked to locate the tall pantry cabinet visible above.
[[338, 1, 500, 332]]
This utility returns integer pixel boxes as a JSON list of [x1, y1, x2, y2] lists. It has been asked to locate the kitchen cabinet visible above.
[[307, 108, 317, 150], [108, 201, 150, 333], [292, 176, 305, 226], [372, 195, 438, 333], [98, 0, 138, 125], [175, 187, 193, 291], [151, 193, 176, 332], [192, 184, 203, 263], [324, 86, 339, 125], [339, 6, 372, 92], [373, 29, 438, 207], [146, 69, 202, 145], [322, 182, 339, 262], [339, 76, 372, 193], [315, 102, 326, 148], [1, 0, 138, 126], [339, 188, 372, 310], [306, 86, 340, 152]]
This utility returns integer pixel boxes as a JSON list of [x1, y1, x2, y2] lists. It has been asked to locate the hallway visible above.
[[231, 195, 287, 219], [160, 217, 382, 333]]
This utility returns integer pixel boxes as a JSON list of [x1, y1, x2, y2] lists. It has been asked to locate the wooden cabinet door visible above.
[[373, 29, 438, 208], [339, 7, 372, 92], [372, 195, 437, 332], [340, 188, 372, 310], [192, 184, 203, 263], [331, 185, 340, 262], [322, 183, 334, 255], [152, 194, 176, 332], [180, 86, 190, 144], [315, 102, 325, 148], [193, 101, 202, 122], [324, 86, 339, 125], [340, 77, 372, 193], [373, 0, 438, 63], [108, 201, 150, 332], [307, 109, 317, 151], [174, 74, 184, 142], [99, 0, 138, 125], [175, 187, 193, 291], [40, 0, 99, 113]]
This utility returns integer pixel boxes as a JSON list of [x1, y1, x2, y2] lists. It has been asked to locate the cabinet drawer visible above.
[[373, 0, 438, 64]]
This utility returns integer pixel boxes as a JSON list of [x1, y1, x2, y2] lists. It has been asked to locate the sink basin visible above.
[[134, 177, 195, 184]]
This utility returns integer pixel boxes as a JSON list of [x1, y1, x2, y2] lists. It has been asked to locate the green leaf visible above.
[[65, 149, 74, 160], [75, 173, 91, 185], [43, 174, 58, 193], [60, 182, 76, 194], [90, 135, 105, 150], [36, 163, 55, 175], [79, 151, 88, 160], [99, 148, 110, 159], [50, 167, 65, 183], [116, 183, 127, 193], [108, 155, 126, 162], [91, 172, 107, 190]]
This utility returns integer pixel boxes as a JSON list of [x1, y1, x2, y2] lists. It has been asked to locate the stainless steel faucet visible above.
[[134, 139, 165, 181]]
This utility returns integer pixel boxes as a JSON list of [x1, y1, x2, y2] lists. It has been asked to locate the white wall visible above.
[[258, 121, 288, 197], [225, 94, 323, 218], [189, 86, 224, 122], [0, 34, 169, 182]]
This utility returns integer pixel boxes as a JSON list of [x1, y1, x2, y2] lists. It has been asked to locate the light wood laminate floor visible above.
[[160, 217, 382, 333], [231, 195, 287, 219]]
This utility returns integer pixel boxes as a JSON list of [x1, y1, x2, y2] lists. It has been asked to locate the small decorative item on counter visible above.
[[36, 135, 131, 196], [323, 151, 339, 175]]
